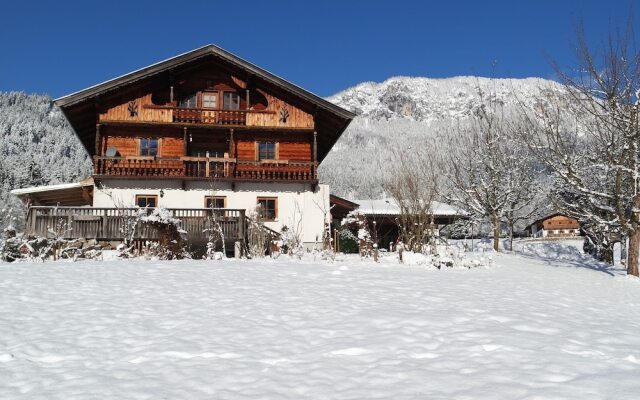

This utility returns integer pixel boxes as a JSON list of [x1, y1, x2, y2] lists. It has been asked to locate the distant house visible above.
[[526, 213, 580, 238], [329, 197, 466, 250]]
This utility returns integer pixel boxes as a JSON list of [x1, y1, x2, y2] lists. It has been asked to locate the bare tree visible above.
[[442, 90, 540, 252], [383, 148, 439, 253], [517, 18, 640, 274]]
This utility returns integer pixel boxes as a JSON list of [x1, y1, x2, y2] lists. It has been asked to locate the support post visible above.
[[229, 129, 235, 178], [95, 124, 102, 156], [183, 127, 188, 156], [246, 89, 250, 110], [312, 131, 318, 179]]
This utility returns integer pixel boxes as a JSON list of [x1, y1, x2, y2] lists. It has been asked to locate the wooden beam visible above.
[[183, 127, 188, 156], [95, 124, 101, 155], [313, 131, 318, 180]]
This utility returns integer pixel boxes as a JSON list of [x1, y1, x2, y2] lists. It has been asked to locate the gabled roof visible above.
[[54, 45, 355, 162], [55, 44, 354, 119], [353, 198, 467, 217], [525, 212, 578, 231]]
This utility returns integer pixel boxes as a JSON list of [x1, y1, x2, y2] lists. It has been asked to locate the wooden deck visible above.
[[24, 206, 246, 244]]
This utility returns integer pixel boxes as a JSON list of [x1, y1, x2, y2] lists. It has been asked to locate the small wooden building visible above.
[[526, 213, 580, 238]]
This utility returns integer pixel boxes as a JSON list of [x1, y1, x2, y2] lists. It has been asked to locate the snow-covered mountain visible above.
[[319, 76, 565, 198], [327, 76, 563, 122]]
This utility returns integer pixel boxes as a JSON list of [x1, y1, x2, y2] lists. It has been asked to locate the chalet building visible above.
[[526, 213, 581, 238], [12, 45, 354, 252]]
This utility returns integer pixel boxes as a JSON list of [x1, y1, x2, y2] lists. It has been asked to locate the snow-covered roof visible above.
[[11, 182, 86, 195], [352, 198, 466, 217], [10, 178, 94, 207]]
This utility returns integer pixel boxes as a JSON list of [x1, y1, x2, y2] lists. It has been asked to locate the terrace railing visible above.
[[24, 206, 246, 244], [93, 156, 317, 182]]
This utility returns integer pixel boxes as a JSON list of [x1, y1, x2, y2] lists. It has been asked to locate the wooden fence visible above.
[[24, 207, 246, 244]]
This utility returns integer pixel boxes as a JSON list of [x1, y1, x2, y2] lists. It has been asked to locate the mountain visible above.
[[319, 76, 565, 198]]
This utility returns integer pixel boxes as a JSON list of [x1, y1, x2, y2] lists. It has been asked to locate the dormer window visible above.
[[179, 93, 197, 108], [223, 92, 240, 110], [202, 93, 218, 108]]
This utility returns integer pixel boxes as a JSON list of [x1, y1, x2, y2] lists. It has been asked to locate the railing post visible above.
[[239, 209, 246, 240]]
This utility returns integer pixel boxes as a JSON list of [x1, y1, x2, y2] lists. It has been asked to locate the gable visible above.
[[54, 45, 354, 163]]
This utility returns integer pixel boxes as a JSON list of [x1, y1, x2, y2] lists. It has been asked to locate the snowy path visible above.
[[1, 247, 640, 399]]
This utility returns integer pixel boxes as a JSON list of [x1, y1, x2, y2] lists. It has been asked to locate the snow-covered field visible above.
[[1, 241, 640, 399]]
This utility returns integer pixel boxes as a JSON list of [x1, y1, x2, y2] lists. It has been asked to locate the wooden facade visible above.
[[55, 45, 354, 185]]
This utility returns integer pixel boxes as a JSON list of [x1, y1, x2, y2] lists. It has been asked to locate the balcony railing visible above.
[[93, 156, 317, 182], [143, 105, 275, 126]]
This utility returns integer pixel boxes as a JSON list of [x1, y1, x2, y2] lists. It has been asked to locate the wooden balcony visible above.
[[142, 105, 276, 126], [25, 206, 246, 244], [93, 156, 318, 182]]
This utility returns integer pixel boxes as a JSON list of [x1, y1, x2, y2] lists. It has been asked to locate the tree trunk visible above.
[[628, 229, 640, 276], [508, 220, 514, 251], [493, 217, 500, 252]]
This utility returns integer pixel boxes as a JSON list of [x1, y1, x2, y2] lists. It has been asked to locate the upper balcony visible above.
[[141, 105, 278, 127], [93, 156, 318, 183]]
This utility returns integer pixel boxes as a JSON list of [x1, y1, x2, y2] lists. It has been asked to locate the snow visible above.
[[10, 181, 86, 195], [354, 198, 464, 216], [1, 241, 640, 399]]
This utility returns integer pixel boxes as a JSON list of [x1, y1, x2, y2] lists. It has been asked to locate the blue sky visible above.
[[0, 1, 636, 98]]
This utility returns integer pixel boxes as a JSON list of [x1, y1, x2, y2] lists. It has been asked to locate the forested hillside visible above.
[[0, 92, 91, 215], [320, 76, 566, 198]]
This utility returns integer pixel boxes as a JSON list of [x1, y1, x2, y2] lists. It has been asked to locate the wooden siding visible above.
[[104, 136, 138, 157], [161, 137, 184, 158], [103, 135, 185, 158], [279, 142, 311, 161], [98, 76, 314, 129], [100, 93, 172, 123], [236, 140, 256, 161], [245, 89, 314, 129], [542, 215, 579, 230]]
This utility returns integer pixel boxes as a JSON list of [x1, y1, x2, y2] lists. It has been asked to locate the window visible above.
[[257, 197, 277, 221], [223, 92, 240, 110], [258, 142, 276, 160], [202, 93, 218, 108], [205, 196, 226, 209], [136, 195, 158, 208], [179, 93, 198, 108], [140, 138, 158, 156]]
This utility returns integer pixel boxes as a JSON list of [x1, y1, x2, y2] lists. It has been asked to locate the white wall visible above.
[[93, 179, 330, 246]]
